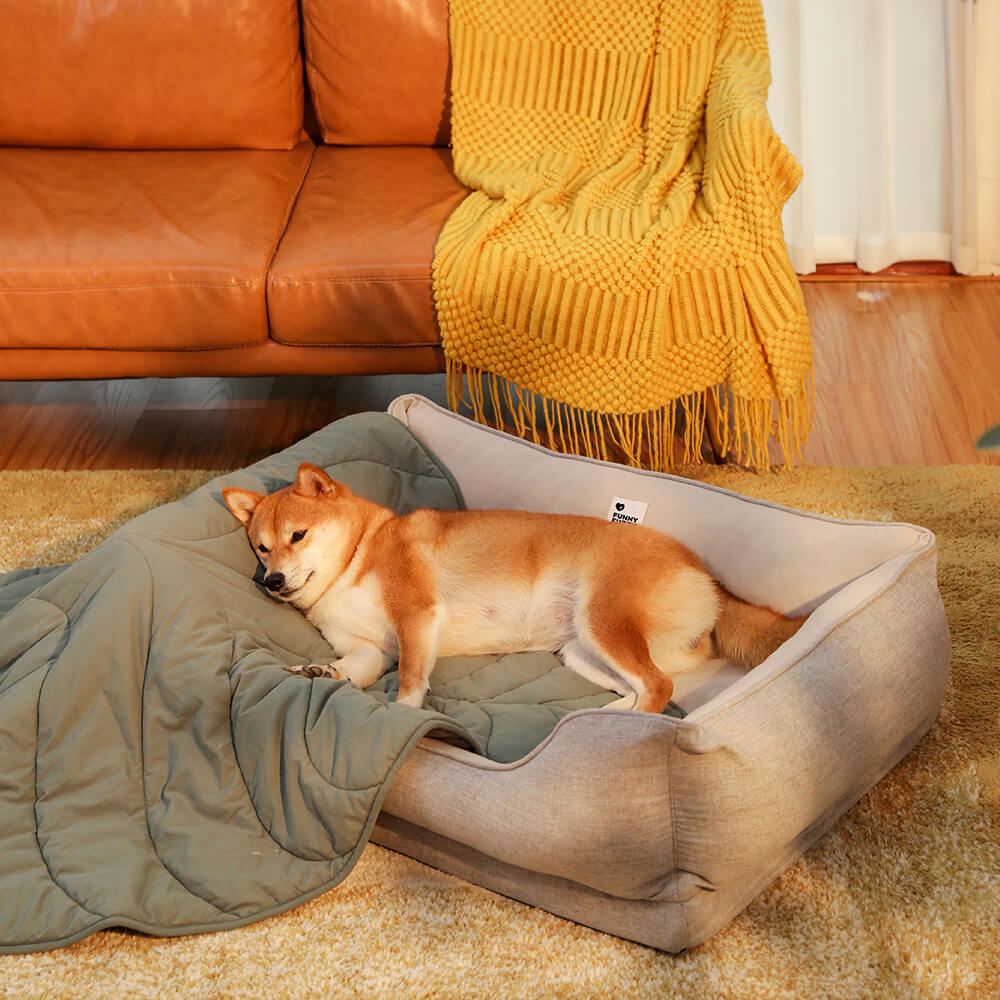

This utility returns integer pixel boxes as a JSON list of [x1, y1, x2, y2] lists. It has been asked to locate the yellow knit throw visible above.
[[432, 0, 813, 469]]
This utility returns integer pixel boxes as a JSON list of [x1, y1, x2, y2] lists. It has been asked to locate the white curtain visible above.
[[973, 0, 1000, 274], [761, 0, 999, 275]]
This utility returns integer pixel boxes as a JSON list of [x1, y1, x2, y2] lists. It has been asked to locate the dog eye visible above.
[[257, 543, 269, 554], [291, 529, 307, 543]]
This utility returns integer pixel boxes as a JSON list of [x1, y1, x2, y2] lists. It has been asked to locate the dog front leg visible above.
[[394, 606, 443, 709], [287, 638, 391, 688], [334, 642, 394, 689]]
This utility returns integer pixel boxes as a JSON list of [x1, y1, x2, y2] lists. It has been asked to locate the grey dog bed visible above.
[[0, 395, 949, 954], [371, 395, 950, 952]]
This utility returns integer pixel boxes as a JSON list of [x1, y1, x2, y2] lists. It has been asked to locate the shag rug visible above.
[[1, 465, 998, 1000]]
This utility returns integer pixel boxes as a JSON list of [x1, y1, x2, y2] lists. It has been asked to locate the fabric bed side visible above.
[[372, 813, 694, 953], [379, 711, 679, 901], [669, 546, 950, 948], [370, 436, 950, 954]]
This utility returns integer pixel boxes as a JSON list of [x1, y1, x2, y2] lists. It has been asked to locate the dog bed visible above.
[[370, 394, 950, 953], [0, 396, 949, 955]]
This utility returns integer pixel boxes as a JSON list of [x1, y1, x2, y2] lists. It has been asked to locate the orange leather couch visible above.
[[0, 0, 466, 380]]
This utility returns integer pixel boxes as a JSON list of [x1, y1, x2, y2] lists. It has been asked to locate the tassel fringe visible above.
[[447, 357, 814, 471]]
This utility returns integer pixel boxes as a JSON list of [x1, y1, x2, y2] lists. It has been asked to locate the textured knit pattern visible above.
[[433, 0, 813, 468]]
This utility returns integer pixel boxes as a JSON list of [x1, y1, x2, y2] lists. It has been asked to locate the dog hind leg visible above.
[[575, 601, 673, 714], [559, 639, 630, 696]]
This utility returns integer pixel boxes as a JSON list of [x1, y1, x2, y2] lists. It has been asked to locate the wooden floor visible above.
[[1, 279, 998, 470]]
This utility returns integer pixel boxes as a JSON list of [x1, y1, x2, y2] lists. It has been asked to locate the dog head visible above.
[[222, 463, 361, 609]]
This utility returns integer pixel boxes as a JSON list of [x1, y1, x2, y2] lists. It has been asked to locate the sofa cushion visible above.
[[267, 146, 467, 348], [0, 145, 314, 352], [0, 0, 304, 149], [302, 0, 450, 145]]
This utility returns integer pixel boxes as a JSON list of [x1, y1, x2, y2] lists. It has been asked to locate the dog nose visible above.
[[263, 572, 285, 593]]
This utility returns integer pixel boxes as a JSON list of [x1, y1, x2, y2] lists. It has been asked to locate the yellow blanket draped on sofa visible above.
[[432, 0, 813, 469]]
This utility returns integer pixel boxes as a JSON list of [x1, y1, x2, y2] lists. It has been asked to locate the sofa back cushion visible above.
[[302, 0, 450, 146], [0, 0, 304, 149]]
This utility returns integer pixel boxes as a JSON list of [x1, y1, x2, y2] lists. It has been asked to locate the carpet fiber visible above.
[[1, 465, 998, 999]]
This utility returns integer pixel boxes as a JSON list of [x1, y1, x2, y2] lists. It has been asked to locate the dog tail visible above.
[[713, 585, 806, 669]]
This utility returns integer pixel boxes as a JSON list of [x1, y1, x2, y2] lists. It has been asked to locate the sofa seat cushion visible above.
[[0, 145, 314, 352], [267, 146, 467, 348]]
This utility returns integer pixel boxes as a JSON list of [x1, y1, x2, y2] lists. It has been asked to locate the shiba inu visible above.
[[223, 463, 805, 713]]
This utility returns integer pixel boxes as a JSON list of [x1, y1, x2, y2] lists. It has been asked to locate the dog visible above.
[[223, 463, 806, 713]]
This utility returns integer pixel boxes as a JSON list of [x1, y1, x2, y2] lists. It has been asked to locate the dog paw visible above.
[[287, 663, 343, 680]]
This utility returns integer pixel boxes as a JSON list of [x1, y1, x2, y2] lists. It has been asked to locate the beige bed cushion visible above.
[[372, 395, 950, 952]]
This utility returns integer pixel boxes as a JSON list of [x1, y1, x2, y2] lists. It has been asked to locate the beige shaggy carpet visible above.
[[0, 465, 998, 1000]]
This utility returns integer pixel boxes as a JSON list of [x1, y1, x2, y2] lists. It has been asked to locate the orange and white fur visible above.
[[223, 463, 805, 713]]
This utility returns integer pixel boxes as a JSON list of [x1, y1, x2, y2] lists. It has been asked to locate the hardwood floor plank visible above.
[[0, 380, 155, 470], [0, 282, 997, 469], [145, 376, 276, 410], [803, 382, 892, 466], [843, 281, 957, 315]]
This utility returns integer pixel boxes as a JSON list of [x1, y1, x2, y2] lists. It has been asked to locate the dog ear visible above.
[[222, 487, 264, 526], [294, 463, 337, 498]]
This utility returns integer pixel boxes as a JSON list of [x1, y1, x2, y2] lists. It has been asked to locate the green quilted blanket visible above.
[[0, 413, 616, 954]]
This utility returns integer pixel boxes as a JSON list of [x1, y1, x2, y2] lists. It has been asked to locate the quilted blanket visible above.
[[0, 413, 616, 954]]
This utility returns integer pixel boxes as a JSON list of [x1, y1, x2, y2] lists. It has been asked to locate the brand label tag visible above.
[[606, 496, 648, 525]]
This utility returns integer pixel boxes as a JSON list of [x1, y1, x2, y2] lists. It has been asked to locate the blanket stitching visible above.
[[222, 645, 345, 863], [434, 657, 615, 710], [32, 630, 107, 924], [301, 680, 384, 795], [434, 656, 513, 689], [0, 598, 67, 693], [120, 537, 243, 916], [483, 705, 497, 757], [535, 694, 613, 708]]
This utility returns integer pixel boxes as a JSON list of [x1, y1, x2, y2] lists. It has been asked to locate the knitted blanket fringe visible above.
[[446, 360, 814, 469], [434, 0, 814, 470]]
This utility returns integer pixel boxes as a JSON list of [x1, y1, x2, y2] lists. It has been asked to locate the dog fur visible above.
[[223, 463, 805, 713]]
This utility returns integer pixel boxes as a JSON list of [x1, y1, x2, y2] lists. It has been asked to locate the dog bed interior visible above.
[[371, 394, 950, 952]]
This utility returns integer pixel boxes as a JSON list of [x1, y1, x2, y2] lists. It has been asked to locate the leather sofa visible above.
[[0, 0, 465, 380]]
